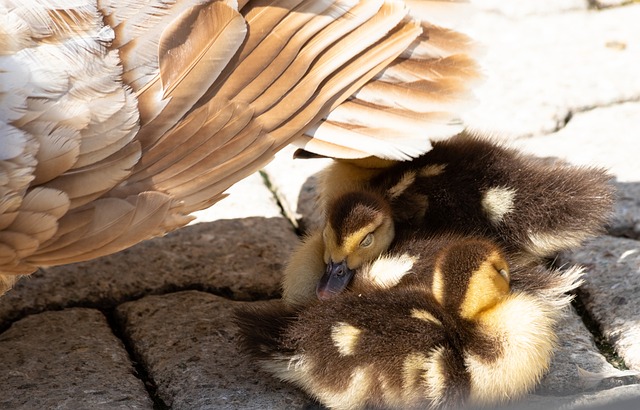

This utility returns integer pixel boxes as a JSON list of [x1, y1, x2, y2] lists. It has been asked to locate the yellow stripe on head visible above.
[[459, 251, 510, 320]]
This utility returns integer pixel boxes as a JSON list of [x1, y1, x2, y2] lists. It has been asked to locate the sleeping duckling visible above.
[[282, 190, 395, 305], [238, 237, 583, 409], [282, 132, 613, 305]]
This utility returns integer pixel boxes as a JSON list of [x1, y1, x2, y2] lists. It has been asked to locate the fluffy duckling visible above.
[[282, 132, 613, 305], [238, 237, 583, 409], [282, 190, 395, 305], [366, 133, 614, 259]]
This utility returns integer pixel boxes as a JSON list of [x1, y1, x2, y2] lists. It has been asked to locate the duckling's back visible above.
[[369, 133, 614, 262], [237, 287, 477, 409]]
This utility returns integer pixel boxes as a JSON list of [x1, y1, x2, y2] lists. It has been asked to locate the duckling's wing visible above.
[[1, 0, 478, 280], [373, 133, 614, 261]]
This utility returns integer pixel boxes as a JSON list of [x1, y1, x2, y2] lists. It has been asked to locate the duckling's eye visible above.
[[360, 233, 374, 248]]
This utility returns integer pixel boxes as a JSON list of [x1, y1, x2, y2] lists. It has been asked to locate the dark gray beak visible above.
[[316, 260, 355, 300]]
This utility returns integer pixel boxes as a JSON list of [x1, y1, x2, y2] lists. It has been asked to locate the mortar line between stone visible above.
[[103, 307, 170, 410], [547, 97, 640, 135], [587, 0, 640, 10], [259, 170, 303, 236], [571, 288, 629, 370], [0, 283, 283, 334]]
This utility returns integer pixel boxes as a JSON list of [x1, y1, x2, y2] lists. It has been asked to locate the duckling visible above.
[[367, 133, 614, 259], [282, 132, 613, 305], [237, 236, 583, 409], [282, 190, 395, 305]]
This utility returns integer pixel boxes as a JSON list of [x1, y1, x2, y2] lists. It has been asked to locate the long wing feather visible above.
[[29, 192, 188, 265], [249, 0, 380, 114], [233, 0, 354, 105], [135, 1, 247, 144], [297, 10, 481, 159]]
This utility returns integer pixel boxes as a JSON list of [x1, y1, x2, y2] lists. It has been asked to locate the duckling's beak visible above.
[[316, 260, 354, 300]]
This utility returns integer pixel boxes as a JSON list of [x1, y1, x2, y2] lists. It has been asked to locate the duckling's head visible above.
[[318, 191, 395, 300], [431, 239, 510, 321]]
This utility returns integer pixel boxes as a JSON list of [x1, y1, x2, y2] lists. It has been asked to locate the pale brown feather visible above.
[[1, 0, 479, 292]]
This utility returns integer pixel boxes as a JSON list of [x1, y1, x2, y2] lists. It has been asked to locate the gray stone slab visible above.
[[473, 0, 588, 17], [0, 217, 298, 327], [609, 182, 640, 239], [296, 171, 327, 235], [190, 171, 282, 224], [0, 308, 152, 409], [560, 236, 640, 371], [115, 291, 309, 409], [511, 103, 640, 183], [262, 146, 332, 231], [537, 308, 638, 395], [591, 0, 635, 8], [464, 5, 640, 138], [517, 384, 640, 410]]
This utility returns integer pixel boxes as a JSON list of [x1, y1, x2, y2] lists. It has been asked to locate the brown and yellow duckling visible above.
[[282, 190, 395, 305], [283, 132, 613, 305], [237, 236, 583, 409]]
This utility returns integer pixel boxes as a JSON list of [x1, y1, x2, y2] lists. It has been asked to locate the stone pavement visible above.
[[1, 1, 639, 409]]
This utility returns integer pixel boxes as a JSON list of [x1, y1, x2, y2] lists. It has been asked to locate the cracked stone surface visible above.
[[0, 308, 152, 409], [610, 182, 640, 239], [511, 103, 640, 183], [519, 384, 640, 410], [1, 2, 639, 409], [560, 236, 640, 372], [536, 308, 638, 395], [463, 4, 640, 138], [115, 291, 308, 409]]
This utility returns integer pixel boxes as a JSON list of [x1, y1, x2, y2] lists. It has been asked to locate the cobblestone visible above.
[[0, 308, 152, 409]]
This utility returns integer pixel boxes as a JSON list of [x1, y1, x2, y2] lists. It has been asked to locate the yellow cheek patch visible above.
[[342, 219, 382, 252], [337, 218, 385, 268], [331, 322, 362, 356], [410, 309, 442, 326], [459, 253, 510, 320]]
